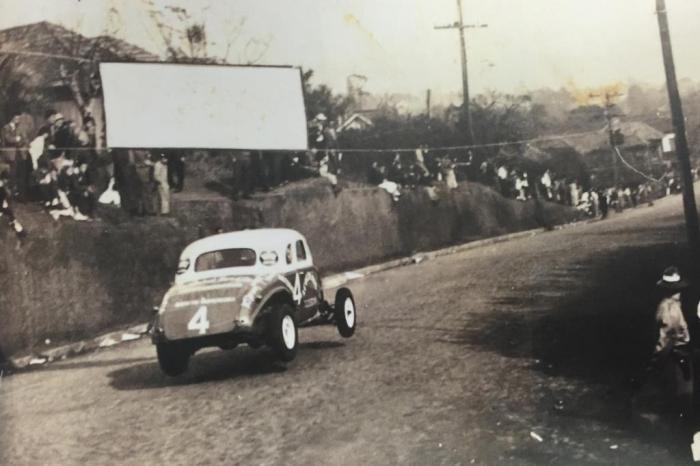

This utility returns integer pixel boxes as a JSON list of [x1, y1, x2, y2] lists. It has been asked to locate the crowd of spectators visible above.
[[0, 109, 182, 236], [0, 109, 690, 239]]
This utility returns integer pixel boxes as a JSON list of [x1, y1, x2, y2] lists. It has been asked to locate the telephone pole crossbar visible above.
[[434, 0, 487, 145]]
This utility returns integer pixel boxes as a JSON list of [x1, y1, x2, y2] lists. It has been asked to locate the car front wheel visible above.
[[267, 303, 298, 362], [334, 288, 356, 338], [156, 342, 190, 376]]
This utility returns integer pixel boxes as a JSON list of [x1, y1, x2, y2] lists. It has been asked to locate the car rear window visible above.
[[195, 248, 257, 272]]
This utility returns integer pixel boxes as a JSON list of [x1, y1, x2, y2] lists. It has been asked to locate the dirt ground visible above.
[[1, 192, 698, 465]]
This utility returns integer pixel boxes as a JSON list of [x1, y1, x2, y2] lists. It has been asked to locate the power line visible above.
[[0, 130, 600, 154]]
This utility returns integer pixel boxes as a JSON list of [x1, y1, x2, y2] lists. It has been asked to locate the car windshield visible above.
[[195, 248, 257, 272]]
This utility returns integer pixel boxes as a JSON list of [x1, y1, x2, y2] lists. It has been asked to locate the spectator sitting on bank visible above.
[[49, 162, 87, 221], [378, 176, 401, 202], [35, 161, 58, 209], [318, 151, 341, 196], [74, 163, 96, 218], [98, 177, 121, 207]]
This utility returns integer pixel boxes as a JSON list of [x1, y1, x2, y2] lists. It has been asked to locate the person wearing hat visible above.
[[654, 266, 694, 355]]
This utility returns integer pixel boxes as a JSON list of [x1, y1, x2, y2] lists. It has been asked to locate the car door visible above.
[[284, 240, 321, 322]]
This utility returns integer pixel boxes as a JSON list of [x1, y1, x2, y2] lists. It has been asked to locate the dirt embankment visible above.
[[0, 180, 582, 357]]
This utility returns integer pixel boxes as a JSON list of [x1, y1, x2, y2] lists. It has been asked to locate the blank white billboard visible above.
[[99, 62, 308, 150]]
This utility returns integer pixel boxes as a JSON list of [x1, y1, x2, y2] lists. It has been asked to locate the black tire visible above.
[[267, 303, 298, 362], [156, 342, 190, 376], [334, 288, 356, 338]]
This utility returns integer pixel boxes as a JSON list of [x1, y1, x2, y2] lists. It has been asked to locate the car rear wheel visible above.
[[156, 342, 190, 376], [267, 303, 298, 362], [334, 288, 356, 338]]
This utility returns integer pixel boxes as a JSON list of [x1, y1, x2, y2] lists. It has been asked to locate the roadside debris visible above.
[[29, 357, 47, 366], [609, 444, 619, 450], [530, 431, 544, 442], [98, 337, 119, 348], [121, 333, 140, 342]]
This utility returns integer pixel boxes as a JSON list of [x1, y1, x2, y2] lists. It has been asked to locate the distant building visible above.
[[563, 121, 665, 187], [0, 21, 157, 147], [338, 113, 373, 132]]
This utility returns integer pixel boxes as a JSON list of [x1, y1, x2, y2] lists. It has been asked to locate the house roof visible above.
[[562, 121, 664, 155], [0, 21, 158, 88], [338, 113, 373, 132]]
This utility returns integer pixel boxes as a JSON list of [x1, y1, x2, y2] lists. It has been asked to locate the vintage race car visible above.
[[150, 228, 356, 376]]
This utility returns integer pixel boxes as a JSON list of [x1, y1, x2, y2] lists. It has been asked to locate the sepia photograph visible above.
[[2, 0, 700, 464]]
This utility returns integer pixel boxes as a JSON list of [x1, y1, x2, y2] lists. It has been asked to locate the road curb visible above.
[[5, 218, 590, 373], [321, 217, 597, 290]]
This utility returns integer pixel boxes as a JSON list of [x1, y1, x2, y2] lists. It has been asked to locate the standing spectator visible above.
[[497, 164, 509, 197], [134, 152, 157, 215], [167, 151, 185, 192], [1, 113, 29, 199], [442, 158, 458, 190], [154, 153, 170, 215], [28, 127, 49, 171], [321, 122, 341, 194], [414, 145, 431, 178], [368, 161, 383, 185], [590, 190, 600, 217], [599, 189, 609, 219], [541, 169, 553, 200], [48, 113, 75, 160]]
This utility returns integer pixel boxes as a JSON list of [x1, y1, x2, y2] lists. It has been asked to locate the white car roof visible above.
[[181, 228, 306, 259]]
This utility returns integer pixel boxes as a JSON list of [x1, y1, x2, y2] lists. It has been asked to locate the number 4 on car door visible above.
[[188, 305, 210, 335]]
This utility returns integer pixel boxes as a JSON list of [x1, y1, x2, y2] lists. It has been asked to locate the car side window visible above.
[[286, 243, 294, 264], [296, 240, 307, 261]]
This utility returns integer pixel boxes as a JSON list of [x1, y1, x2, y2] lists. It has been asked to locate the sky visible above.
[[1, 0, 699, 99]]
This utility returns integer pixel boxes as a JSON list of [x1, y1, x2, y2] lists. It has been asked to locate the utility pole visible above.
[[589, 91, 624, 186], [434, 0, 487, 145], [656, 0, 700, 261], [604, 92, 624, 187], [426, 89, 431, 119]]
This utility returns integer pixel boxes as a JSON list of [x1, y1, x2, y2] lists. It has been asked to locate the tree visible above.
[[302, 69, 354, 122], [143, 1, 268, 64]]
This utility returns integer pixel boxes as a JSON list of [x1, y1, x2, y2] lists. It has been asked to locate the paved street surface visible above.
[[2, 193, 699, 465]]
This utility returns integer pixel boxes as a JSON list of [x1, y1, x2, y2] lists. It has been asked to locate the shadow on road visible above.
[[33, 357, 155, 373], [107, 340, 344, 390], [451, 219, 698, 462]]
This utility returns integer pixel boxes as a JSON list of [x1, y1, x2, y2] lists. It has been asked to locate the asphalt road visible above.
[[2, 193, 699, 465]]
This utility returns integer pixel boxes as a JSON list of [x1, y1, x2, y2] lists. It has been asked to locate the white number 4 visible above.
[[188, 306, 210, 335], [292, 273, 303, 305]]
